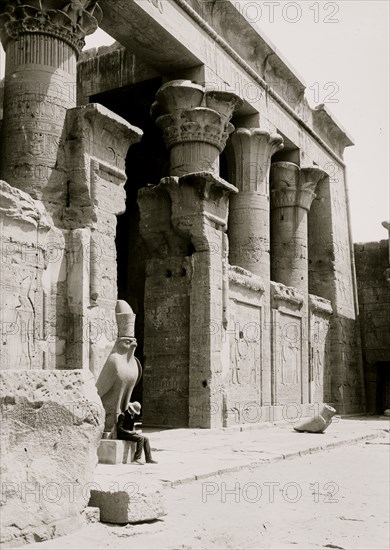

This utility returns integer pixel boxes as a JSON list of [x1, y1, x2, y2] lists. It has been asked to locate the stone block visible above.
[[97, 439, 136, 464], [89, 482, 166, 524], [0, 369, 104, 547]]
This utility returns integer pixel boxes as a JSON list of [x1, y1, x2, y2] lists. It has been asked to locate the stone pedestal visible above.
[[97, 439, 137, 464]]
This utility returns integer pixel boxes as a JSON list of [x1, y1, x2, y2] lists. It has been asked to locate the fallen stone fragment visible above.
[[89, 482, 166, 524], [293, 404, 337, 433]]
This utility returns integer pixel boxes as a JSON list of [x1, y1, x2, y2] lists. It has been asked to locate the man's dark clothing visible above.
[[117, 410, 152, 462]]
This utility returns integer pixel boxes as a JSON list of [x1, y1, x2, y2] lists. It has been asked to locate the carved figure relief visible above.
[[280, 336, 300, 385]]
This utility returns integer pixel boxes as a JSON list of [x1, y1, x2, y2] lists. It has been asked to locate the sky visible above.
[[0, 0, 388, 243]]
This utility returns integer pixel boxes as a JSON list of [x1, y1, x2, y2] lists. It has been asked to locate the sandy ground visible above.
[[22, 440, 389, 550]]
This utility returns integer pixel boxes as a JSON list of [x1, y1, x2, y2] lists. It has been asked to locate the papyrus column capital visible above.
[[270, 162, 326, 211], [230, 128, 284, 193]]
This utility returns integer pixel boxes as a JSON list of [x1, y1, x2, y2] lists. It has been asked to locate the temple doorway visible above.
[[376, 362, 390, 414], [91, 78, 169, 406]]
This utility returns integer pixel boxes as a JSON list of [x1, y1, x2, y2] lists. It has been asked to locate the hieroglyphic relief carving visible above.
[[228, 304, 261, 390], [273, 312, 302, 404], [280, 338, 300, 386]]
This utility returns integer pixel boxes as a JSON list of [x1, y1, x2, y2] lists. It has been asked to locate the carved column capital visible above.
[[270, 162, 326, 211], [159, 172, 237, 250], [152, 80, 242, 176], [0, 1, 102, 55], [230, 128, 284, 193]]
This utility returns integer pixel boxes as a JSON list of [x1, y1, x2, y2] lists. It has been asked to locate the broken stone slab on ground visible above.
[[89, 480, 166, 524]]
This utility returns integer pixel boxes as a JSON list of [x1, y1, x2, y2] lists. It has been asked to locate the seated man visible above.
[[117, 401, 158, 465]]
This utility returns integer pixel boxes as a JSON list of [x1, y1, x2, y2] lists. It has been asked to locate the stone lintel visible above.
[[271, 281, 304, 309], [78, 43, 160, 101], [228, 265, 265, 293], [309, 294, 333, 316], [97, 0, 349, 164]]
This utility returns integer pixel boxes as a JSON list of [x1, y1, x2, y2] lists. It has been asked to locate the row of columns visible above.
[[151, 80, 327, 287], [140, 80, 328, 426], [0, 0, 329, 424]]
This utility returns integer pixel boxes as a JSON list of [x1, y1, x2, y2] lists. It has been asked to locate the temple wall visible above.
[[354, 239, 390, 413]]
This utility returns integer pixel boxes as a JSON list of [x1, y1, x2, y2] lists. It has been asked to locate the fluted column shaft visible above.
[[229, 128, 283, 280], [0, 1, 101, 201]]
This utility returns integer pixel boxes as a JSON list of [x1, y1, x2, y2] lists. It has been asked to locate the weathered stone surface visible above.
[[89, 482, 166, 524], [81, 506, 101, 525], [0, 369, 104, 547]]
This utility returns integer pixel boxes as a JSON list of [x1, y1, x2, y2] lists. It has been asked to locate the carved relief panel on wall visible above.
[[273, 313, 302, 405], [226, 300, 262, 424]]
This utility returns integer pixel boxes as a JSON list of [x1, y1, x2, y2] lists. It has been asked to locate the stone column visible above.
[[0, 1, 102, 203], [228, 129, 283, 411], [270, 162, 326, 406], [229, 129, 283, 279], [140, 81, 241, 428], [152, 79, 242, 176], [270, 162, 326, 295]]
